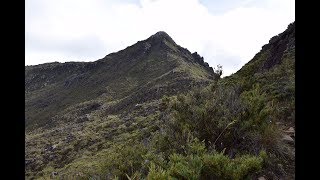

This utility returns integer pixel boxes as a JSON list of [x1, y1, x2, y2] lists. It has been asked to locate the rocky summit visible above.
[[25, 22, 295, 179]]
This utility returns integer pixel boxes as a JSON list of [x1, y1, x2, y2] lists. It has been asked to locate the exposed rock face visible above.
[[191, 52, 204, 63], [191, 52, 213, 71]]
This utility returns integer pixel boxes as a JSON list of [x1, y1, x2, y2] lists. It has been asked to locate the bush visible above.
[[100, 142, 148, 179], [94, 45, 294, 178], [146, 149, 266, 180], [147, 163, 170, 180], [168, 154, 203, 180], [201, 151, 265, 180]]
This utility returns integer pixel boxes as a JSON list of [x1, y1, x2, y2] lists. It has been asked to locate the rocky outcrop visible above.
[[191, 52, 214, 72]]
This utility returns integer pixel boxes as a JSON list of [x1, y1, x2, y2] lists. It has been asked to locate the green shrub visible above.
[[160, 95, 171, 111], [201, 152, 230, 179], [100, 142, 148, 179], [168, 154, 203, 180], [147, 163, 170, 180], [201, 151, 265, 180], [146, 150, 266, 180]]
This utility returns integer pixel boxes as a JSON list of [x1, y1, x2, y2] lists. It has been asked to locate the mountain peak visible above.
[[148, 31, 175, 44], [153, 31, 170, 37]]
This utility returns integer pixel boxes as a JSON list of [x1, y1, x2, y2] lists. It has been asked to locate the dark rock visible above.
[[192, 52, 204, 64]]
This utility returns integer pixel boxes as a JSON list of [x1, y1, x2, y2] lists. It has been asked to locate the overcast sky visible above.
[[26, 0, 295, 76]]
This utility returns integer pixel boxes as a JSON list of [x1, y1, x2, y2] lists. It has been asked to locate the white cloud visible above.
[[26, 0, 295, 76]]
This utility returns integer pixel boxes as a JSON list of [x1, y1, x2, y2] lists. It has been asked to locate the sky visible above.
[[25, 0, 295, 76]]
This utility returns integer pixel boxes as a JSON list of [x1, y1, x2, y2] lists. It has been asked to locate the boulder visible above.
[[284, 127, 294, 133], [282, 134, 294, 144], [283, 127, 295, 137]]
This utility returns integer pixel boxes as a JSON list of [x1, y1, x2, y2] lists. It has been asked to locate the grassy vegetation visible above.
[[25, 23, 294, 179]]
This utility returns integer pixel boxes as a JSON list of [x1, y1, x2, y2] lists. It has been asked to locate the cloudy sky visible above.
[[26, 0, 295, 76]]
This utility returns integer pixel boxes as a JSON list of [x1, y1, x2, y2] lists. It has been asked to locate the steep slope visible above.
[[218, 22, 295, 178], [230, 22, 295, 178], [25, 31, 217, 178], [25, 22, 295, 179], [149, 22, 295, 179], [231, 21, 295, 80], [25, 31, 216, 131]]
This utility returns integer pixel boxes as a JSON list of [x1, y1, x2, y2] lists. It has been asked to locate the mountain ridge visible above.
[[25, 31, 217, 131], [25, 23, 295, 179]]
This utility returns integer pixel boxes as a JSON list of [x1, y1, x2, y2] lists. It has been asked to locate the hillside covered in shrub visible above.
[[25, 22, 295, 179]]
